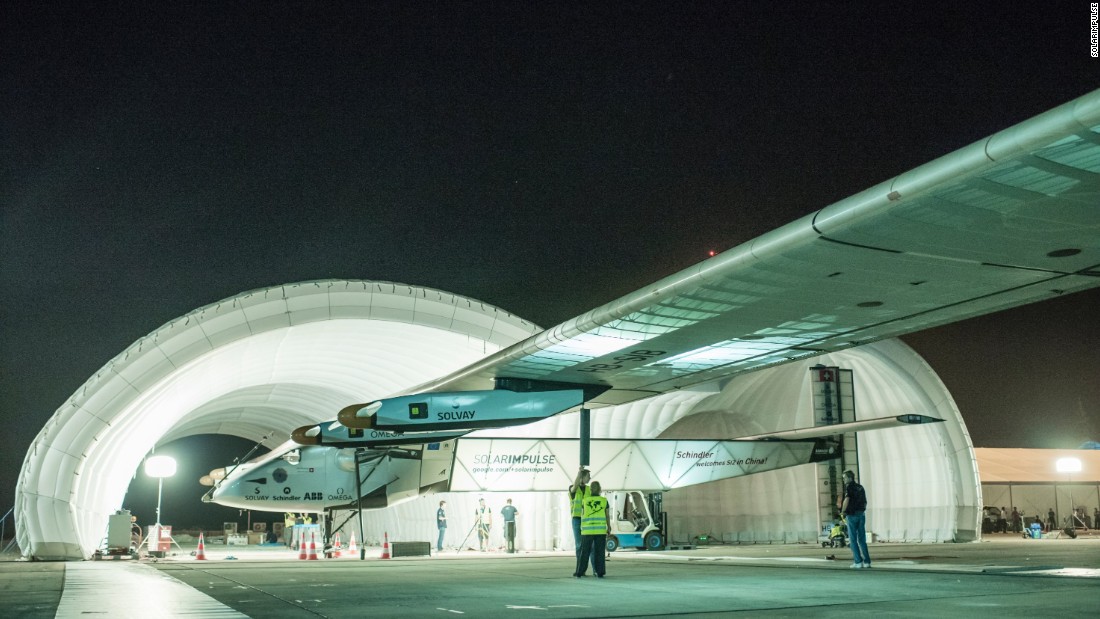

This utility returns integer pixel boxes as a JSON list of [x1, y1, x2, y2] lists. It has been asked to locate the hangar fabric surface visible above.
[[16, 281, 538, 559]]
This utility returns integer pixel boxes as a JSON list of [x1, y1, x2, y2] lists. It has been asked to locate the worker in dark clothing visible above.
[[501, 498, 518, 553], [839, 470, 871, 569], [436, 500, 447, 552]]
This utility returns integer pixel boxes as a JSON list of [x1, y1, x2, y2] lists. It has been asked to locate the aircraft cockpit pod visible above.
[[336, 449, 358, 472]]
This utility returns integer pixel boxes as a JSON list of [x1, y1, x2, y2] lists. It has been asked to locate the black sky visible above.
[[2, 2, 1098, 525]]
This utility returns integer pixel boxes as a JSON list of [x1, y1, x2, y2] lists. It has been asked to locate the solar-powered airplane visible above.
[[206, 89, 1100, 516]]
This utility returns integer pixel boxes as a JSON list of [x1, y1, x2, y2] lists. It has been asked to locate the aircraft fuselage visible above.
[[208, 442, 454, 512]]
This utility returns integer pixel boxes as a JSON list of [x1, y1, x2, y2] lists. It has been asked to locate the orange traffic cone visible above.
[[308, 532, 319, 560], [195, 532, 207, 560], [298, 536, 307, 560], [333, 533, 342, 558], [348, 532, 358, 554], [381, 531, 391, 559]]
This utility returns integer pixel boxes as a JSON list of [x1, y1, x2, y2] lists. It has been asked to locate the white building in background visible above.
[[17, 280, 980, 560]]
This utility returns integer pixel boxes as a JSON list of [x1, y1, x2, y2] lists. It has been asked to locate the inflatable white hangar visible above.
[[16, 279, 980, 560]]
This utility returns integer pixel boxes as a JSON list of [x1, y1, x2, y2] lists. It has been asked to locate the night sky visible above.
[[3, 3, 1098, 528]]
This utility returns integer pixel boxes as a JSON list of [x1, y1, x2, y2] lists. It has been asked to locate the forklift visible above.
[[604, 491, 665, 551]]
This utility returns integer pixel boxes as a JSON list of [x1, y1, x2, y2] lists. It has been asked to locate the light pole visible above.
[[145, 455, 177, 554], [145, 455, 178, 525], [1056, 457, 1082, 529]]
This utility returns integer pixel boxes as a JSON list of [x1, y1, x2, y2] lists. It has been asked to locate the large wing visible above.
[[448, 415, 942, 492], [403, 90, 1100, 407]]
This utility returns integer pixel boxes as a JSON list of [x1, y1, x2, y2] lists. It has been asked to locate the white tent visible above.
[[356, 339, 980, 548], [16, 280, 539, 560], [975, 448, 1100, 529], [17, 280, 981, 560]]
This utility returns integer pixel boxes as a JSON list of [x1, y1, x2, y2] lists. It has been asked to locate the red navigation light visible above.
[[708, 250, 717, 257]]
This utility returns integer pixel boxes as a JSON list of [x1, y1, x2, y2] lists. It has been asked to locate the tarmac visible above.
[[2, 532, 1098, 618]]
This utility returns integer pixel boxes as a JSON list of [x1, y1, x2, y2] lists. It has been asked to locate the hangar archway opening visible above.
[[17, 281, 539, 560], [122, 434, 265, 536]]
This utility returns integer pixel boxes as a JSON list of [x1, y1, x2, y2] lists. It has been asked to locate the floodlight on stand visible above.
[[1056, 457, 1082, 529], [145, 455, 177, 526]]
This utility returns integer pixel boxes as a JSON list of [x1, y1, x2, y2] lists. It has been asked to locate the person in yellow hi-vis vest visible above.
[[569, 467, 591, 554], [574, 481, 610, 578], [569, 467, 598, 574]]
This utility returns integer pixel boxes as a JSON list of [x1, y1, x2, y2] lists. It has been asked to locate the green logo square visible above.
[[409, 402, 428, 419]]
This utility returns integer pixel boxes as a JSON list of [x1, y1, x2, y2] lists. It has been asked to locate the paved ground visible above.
[[2, 534, 1098, 618]]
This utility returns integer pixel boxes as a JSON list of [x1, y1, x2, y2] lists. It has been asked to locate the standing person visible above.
[[501, 498, 519, 553], [997, 507, 1008, 533], [1047, 508, 1056, 532], [569, 468, 591, 554], [839, 470, 871, 569], [436, 500, 447, 553], [283, 512, 295, 547], [1011, 507, 1022, 533], [575, 481, 610, 578], [293, 513, 305, 548], [475, 498, 493, 551], [569, 467, 598, 573]]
